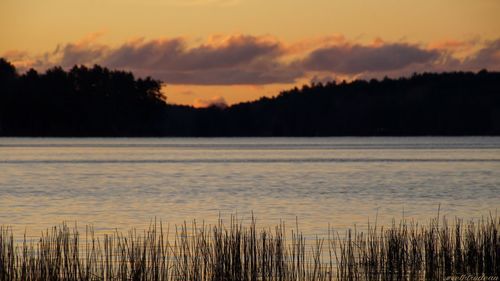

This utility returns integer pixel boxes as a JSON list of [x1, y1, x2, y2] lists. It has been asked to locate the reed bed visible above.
[[0, 215, 498, 281]]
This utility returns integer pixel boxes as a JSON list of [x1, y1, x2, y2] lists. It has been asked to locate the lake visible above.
[[0, 137, 499, 238]]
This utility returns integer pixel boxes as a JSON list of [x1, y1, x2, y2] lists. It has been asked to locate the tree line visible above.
[[1, 58, 499, 136]]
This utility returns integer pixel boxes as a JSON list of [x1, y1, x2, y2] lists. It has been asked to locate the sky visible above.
[[1, 0, 499, 106]]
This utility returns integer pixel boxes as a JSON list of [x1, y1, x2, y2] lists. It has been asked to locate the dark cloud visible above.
[[98, 35, 299, 84], [144, 66, 300, 85], [5, 34, 500, 85], [302, 43, 440, 74], [58, 43, 107, 68], [102, 39, 184, 69]]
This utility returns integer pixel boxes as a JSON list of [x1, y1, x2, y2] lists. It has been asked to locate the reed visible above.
[[0, 215, 498, 281]]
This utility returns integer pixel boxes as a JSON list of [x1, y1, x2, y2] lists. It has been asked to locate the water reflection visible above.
[[0, 137, 499, 237]]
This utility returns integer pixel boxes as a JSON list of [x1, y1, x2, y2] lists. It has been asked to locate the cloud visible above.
[[2, 50, 33, 70], [5, 34, 300, 85], [145, 66, 300, 85], [461, 39, 500, 70], [302, 43, 441, 74], [104, 35, 281, 70], [58, 43, 107, 67], [99, 35, 301, 85], [428, 39, 473, 51], [52, 31, 109, 68], [194, 96, 228, 108], [3, 33, 500, 87]]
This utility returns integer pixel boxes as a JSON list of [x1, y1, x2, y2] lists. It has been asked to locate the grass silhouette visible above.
[[0, 215, 498, 280]]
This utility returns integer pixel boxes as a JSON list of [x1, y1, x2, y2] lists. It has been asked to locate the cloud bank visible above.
[[3, 34, 500, 86], [301, 43, 440, 74]]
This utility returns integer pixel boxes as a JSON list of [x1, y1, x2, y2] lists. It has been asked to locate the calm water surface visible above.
[[0, 137, 499, 237]]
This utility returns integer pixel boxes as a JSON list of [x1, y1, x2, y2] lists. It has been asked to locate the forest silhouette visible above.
[[1, 58, 499, 136]]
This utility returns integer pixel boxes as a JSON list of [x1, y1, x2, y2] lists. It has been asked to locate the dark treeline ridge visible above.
[[1, 58, 499, 136]]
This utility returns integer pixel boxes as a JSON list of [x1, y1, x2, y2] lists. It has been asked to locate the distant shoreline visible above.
[[2, 59, 499, 137]]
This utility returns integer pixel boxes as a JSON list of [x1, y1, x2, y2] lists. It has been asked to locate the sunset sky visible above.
[[2, 0, 499, 106]]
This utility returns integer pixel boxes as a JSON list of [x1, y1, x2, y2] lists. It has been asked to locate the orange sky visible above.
[[1, 0, 499, 106]]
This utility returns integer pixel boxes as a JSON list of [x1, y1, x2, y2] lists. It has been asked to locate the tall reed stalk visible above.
[[0, 215, 498, 281]]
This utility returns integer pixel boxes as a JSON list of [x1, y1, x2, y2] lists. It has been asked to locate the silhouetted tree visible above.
[[1, 58, 499, 136], [0, 60, 167, 136]]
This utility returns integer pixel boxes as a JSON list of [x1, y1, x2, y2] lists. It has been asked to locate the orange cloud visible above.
[[2, 50, 32, 70], [371, 37, 385, 47], [74, 31, 107, 46], [427, 38, 483, 60], [194, 96, 228, 108], [205, 34, 281, 49], [428, 39, 473, 50], [461, 39, 500, 70]]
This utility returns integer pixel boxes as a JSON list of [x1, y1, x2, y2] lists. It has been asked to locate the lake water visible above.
[[0, 137, 499, 238]]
